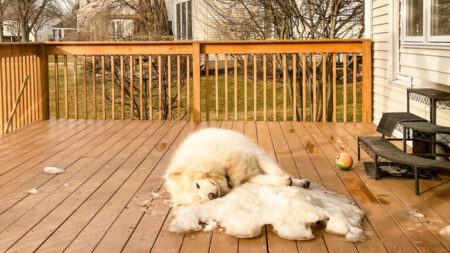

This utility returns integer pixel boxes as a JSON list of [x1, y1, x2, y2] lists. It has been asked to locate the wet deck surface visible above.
[[0, 120, 448, 252]]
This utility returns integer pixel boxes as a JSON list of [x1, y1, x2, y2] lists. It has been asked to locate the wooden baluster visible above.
[[120, 55, 125, 120], [333, 53, 337, 122], [139, 56, 143, 120], [263, 54, 267, 121], [33, 55, 39, 121], [18, 56, 24, 126], [0, 58, 3, 132], [215, 54, 219, 121], [73, 56, 78, 120], [3, 58, 8, 128], [186, 55, 190, 121], [253, 54, 257, 121], [168, 55, 171, 120], [272, 53, 276, 122], [234, 55, 238, 121], [322, 53, 327, 122], [283, 54, 287, 121], [205, 54, 209, 121], [244, 54, 248, 121], [158, 55, 162, 120], [54, 55, 59, 119], [129, 55, 134, 120], [148, 55, 153, 120], [92, 55, 97, 119], [293, 54, 297, 122], [64, 55, 68, 119], [343, 53, 347, 123], [353, 53, 357, 123], [12, 57, 17, 129], [5, 57, 10, 125], [83, 55, 87, 119], [224, 54, 228, 121], [302, 53, 306, 122], [25, 56, 30, 123], [111, 56, 115, 120], [313, 53, 317, 122], [177, 55, 181, 121], [101, 55, 106, 120]]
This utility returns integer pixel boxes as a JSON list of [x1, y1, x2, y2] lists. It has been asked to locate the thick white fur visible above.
[[165, 128, 310, 206]]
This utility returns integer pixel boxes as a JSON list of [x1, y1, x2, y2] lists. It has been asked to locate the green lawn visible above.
[[48, 58, 362, 122]]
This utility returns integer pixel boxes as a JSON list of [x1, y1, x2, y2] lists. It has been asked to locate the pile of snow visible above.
[[439, 225, 450, 236], [27, 188, 38, 194], [169, 183, 365, 242], [408, 208, 425, 218], [44, 167, 65, 174]]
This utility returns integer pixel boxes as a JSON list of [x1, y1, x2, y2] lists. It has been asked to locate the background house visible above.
[[52, 19, 77, 41], [366, 0, 450, 126]]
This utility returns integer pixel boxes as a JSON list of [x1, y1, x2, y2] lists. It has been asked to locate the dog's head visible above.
[[167, 169, 232, 203], [193, 172, 232, 201]]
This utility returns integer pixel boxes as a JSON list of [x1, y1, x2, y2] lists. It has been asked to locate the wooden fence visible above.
[[0, 39, 372, 135]]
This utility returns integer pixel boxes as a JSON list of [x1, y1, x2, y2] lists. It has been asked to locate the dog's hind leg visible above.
[[257, 155, 287, 176], [247, 174, 292, 186]]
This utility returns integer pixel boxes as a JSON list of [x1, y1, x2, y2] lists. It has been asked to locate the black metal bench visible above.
[[358, 136, 450, 195]]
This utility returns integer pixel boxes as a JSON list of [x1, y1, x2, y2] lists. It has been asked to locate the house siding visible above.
[[369, 0, 450, 127]]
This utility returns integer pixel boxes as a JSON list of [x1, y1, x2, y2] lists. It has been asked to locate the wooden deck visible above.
[[0, 120, 448, 253]]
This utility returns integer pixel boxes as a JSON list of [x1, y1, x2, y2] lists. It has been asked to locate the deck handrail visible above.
[[0, 39, 372, 135]]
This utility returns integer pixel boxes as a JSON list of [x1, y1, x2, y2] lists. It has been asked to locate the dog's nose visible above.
[[208, 193, 217, 200]]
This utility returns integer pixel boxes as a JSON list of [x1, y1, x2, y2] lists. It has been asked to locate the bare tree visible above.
[[10, 0, 61, 42], [0, 0, 11, 42], [202, 0, 364, 121]]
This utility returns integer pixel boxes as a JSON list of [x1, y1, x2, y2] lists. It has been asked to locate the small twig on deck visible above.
[[4, 75, 30, 135]]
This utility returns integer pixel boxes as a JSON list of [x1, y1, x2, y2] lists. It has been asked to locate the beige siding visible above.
[[370, 0, 450, 127]]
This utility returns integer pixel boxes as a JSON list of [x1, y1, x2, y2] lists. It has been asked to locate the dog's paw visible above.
[[291, 178, 310, 189]]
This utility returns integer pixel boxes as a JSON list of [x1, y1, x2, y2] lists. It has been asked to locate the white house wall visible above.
[[369, 0, 450, 127]]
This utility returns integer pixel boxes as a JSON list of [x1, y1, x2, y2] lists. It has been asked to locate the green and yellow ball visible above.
[[336, 153, 353, 170]]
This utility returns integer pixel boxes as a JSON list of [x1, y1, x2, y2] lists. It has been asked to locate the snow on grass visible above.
[[169, 183, 365, 242]]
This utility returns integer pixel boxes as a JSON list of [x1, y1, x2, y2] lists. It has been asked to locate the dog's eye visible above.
[[196, 183, 200, 189]]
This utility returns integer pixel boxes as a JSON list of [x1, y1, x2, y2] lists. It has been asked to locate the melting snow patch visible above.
[[408, 208, 425, 218], [44, 167, 65, 174], [203, 221, 218, 232], [169, 183, 365, 242], [151, 191, 161, 198], [27, 188, 38, 194], [63, 183, 69, 187], [439, 225, 450, 236]]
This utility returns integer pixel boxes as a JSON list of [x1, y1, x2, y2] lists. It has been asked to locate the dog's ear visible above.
[[167, 170, 183, 180]]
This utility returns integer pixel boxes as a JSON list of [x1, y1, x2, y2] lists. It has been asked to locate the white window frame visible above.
[[427, 0, 450, 42], [402, 0, 425, 42], [401, 0, 450, 45]]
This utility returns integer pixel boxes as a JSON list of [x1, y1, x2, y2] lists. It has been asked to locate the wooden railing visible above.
[[0, 43, 47, 136], [0, 39, 372, 135]]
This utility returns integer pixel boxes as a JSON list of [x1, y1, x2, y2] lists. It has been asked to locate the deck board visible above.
[[0, 120, 448, 253]]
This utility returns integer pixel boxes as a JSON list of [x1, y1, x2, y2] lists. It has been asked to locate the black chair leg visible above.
[[415, 167, 420, 195], [357, 141, 361, 161], [375, 155, 379, 180]]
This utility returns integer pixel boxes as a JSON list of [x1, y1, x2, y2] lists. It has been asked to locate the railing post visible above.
[[192, 42, 201, 122], [37, 44, 49, 120], [362, 40, 372, 123]]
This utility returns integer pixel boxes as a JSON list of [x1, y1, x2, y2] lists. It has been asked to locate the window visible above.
[[176, 0, 192, 40], [112, 20, 124, 40], [406, 0, 423, 38], [429, 0, 450, 41], [403, 0, 450, 43]]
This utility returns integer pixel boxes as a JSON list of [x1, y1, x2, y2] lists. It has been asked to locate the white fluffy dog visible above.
[[165, 128, 310, 206]]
